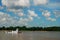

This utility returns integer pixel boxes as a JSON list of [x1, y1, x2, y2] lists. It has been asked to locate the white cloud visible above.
[[0, 10, 40, 27], [47, 17, 56, 21], [18, 18, 28, 25], [28, 10, 38, 17], [33, 0, 48, 5], [2, 0, 31, 16], [28, 16, 33, 21], [0, 12, 4, 15], [2, 0, 8, 6], [0, 12, 10, 22], [28, 10, 41, 20], [0, 11, 34, 27], [2, 0, 48, 7], [18, 17, 33, 26], [19, 18, 28, 22], [17, 12, 24, 17], [2, 0, 30, 12], [42, 10, 51, 17], [0, 12, 27, 26], [7, 9, 25, 17], [19, 16, 33, 22], [0, 12, 16, 26], [2, 0, 30, 7], [42, 10, 56, 21], [7, 9, 23, 13], [28, 10, 40, 19], [1, 18, 6, 21]]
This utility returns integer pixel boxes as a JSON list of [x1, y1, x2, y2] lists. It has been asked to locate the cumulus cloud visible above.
[[2, 0, 48, 7], [28, 10, 38, 17], [18, 13, 24, 16], [28, 10, 40, 19], [19, 16, 33, 22], [7, 9, 23, 13], [2, 0, 30, 12], [2, 0, 30, 7], [33, 0, 48, 5], [17, 12, 25, 17], [42, 10, 51, 17], [17, 10, 40, 25], [18, 18, 28, 25], [7, 9, 25, 17], [0, 12, 18, 26], [47, 17, 56, 21], [0, 12, 10, 22], [0, 11, 34, 27], [0, 12, 21, 26], [42, 10, 56, 21], [28, 16, 33, 21], [1, 0, 31, 16], [18, 17, 33, 26]]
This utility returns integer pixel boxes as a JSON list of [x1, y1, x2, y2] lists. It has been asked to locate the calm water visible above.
[[0, 31, 60, 40]]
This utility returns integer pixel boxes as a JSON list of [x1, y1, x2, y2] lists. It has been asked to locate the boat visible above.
[[5, 28, 18, 34]]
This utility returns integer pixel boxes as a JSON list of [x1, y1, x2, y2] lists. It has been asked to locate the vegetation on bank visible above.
[[0, 26, 60, 31]]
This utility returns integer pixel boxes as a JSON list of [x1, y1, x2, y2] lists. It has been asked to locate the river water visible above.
[[0, 31, 60, 40]]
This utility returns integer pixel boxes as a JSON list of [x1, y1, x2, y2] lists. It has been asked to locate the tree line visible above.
[[0, 26, 60, 31]]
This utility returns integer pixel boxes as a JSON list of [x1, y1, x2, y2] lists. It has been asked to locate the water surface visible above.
[[0, 31, 60, 40]]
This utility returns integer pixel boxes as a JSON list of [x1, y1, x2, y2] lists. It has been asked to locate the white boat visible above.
[[5, 28, 18, 34]]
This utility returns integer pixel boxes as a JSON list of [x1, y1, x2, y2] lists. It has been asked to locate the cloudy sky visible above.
[[0, 0, 60, 27]]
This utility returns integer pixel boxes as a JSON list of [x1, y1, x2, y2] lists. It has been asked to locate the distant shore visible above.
[[0, 26, 60, 31]]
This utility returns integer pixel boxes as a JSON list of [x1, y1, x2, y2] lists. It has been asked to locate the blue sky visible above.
[[0, 0, 60, 27]]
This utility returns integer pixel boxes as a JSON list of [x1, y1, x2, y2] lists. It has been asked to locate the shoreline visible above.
[[0, 30, 60, 32]]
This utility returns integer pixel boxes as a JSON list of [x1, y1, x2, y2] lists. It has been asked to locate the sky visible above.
[[0, 0, 60, 27]]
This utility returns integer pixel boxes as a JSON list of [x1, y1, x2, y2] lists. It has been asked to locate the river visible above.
[[0, 31, 60, 40]]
